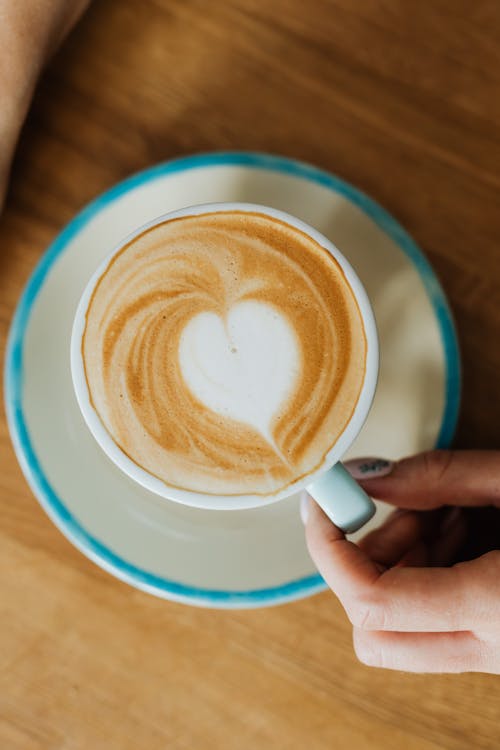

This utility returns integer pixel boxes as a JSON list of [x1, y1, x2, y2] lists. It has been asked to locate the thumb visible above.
[[351, 450, 500, 510]]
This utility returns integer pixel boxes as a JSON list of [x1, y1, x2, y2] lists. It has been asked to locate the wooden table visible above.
[[1, 2, 499, 748]]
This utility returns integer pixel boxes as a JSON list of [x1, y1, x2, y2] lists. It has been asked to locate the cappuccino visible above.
[[82, 210, 366, 496]]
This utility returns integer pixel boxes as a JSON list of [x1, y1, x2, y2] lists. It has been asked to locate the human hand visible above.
[[302, 451, 500, 673], [0, 0, 90, 208]]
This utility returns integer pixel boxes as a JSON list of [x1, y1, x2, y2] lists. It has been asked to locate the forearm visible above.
[[0, 0, 89, 203]]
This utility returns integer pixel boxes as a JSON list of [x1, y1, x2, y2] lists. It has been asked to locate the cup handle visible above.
[[306, 463, 376, 534]]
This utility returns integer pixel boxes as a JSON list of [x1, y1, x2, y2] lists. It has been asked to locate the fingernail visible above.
[[344, 458, 394, 480], [441, 507, 462, 533], [300, 491, 310, 525]]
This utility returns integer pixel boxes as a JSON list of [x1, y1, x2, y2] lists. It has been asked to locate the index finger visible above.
[[305, 499, 499, 632]]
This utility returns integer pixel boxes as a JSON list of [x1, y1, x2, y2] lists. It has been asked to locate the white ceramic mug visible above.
[[71, 202, 379, 533]]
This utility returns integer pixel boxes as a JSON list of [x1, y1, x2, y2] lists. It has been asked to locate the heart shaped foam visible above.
[[178, 300, 300, 447]]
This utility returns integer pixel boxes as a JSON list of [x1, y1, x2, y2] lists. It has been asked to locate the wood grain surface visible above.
[[1, 1, 500, 748]]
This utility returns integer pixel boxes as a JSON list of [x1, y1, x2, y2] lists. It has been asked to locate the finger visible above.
[[353, 629, 489, 673], [359, 511, 422, 568], [305, 500, 500, 631], [396, 541, 428, 567], [397, 509, 467, 567], [305, 499, 381, 595], [356, 451, 500, 510], [458, 507, 500, 562], [361, 508, 462, 569], [429, 508, 467, 566]]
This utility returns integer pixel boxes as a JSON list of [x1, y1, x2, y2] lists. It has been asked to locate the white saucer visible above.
[[5, 152, 460, 609]]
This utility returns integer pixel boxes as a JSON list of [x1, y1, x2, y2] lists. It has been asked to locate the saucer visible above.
[[5, 152, 460, 608]]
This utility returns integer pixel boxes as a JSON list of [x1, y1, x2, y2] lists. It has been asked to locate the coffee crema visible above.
[[82, 211, 366, 496]]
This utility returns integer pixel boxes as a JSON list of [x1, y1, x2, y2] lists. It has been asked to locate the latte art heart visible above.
[[82, 211, 366, 496], [178, 301, 300, 454]]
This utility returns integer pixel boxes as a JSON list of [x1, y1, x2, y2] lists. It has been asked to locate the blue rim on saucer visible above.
[[4, 152, 461, 608]]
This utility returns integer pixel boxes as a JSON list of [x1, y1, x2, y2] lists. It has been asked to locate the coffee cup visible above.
[[71, 203, 378, 533]]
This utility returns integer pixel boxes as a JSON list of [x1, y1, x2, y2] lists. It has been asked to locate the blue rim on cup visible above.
[[4, 151, 461, 608]]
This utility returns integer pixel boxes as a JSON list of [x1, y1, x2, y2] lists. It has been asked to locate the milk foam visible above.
[[179, 301, 300, 453], [82, 210, 367, 496]]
